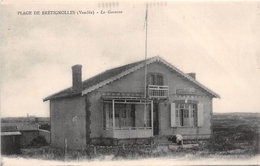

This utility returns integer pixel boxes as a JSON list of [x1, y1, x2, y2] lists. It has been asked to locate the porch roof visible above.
[[102, 96, 152, 104]]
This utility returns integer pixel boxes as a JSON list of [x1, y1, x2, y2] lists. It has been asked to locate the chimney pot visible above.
[[72, 65, 82, 91], [187, 73, 196, 79]]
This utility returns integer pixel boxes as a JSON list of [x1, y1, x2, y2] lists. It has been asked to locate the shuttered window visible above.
[[197, 103, 204, 127], [170, 102, 204, 127], [170, 103, 176, 127], [103, 103, 113, 128]]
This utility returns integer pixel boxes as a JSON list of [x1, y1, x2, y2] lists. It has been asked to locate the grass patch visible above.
[[4, 113, 260, 161]]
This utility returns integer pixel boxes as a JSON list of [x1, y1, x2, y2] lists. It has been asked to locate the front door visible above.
[[153, 103, 159, 135]]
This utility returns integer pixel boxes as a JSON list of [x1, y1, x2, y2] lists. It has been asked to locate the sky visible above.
[[1, 1, 260, 117]]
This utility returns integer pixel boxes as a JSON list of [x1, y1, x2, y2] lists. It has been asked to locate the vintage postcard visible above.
[[1, 0, 260, 165]]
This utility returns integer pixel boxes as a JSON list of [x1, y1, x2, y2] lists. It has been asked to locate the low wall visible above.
[[39, 129, 50, 144]]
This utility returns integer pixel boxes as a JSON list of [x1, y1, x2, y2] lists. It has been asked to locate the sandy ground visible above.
[[1, 155, 260, 166]]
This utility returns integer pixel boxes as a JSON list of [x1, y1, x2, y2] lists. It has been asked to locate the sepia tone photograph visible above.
[[1, 0, 260, 165]]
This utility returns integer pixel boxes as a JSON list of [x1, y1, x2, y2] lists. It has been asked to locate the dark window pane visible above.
[[157, 75, 163, 85], [149, 74, 155, 85]]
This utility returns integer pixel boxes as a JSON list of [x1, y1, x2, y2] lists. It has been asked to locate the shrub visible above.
[[204, 134, 237, 154], [39, 123, 50, 131], [30, 136, 48, 147]]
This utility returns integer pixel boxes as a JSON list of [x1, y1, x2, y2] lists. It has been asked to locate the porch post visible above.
[[189, 109, 192, 126], [112, 99, 115, 130], [151, 100, 153, 135], [144, 105, 147, 126]]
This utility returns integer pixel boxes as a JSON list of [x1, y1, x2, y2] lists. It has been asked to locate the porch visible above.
[[102, 97, 154, 139]]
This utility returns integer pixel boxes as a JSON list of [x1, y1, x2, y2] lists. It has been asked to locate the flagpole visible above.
[[144, 4, 148, 127], [144, 4, 148, 98]]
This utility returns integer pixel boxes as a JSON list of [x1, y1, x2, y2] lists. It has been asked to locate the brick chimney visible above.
[[72, 65, 82, 91], [187, 73, 196, 79]]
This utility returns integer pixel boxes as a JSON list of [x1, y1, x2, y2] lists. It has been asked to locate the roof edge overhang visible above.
[[158, 57, 220, 99], [43, 90, 81, 102], [1, 131, 22, 136]]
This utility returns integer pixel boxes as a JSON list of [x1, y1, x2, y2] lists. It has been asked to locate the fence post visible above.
[[257, 132, 260, 154], [81, 146, 84, 154], [123, 144, 125, 150], [64, 139, 67, 162], [94, 146, 96, 155], [43, 148, 45, 158]]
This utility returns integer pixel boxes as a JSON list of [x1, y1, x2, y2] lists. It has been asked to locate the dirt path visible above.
[[2, 155, 260, 166]]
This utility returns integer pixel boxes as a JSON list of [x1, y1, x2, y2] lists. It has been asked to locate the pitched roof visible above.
[[18, 123, 39, 131], [43, 58, 148, 101], [43, 56, 220, 101], [2, 123, 39, 131], [1, 126, 22, 136], [1, 126, 19, 132]]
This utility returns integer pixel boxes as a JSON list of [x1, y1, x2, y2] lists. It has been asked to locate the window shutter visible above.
[[197, 103, 204, 127], [171, 103, 176, 127]]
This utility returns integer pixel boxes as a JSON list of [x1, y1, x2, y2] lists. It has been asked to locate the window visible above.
[[171, 102, 204, 127], [148, 73, 164, 86], [103, 103, 135, 129], [157, 75, 163, 86], [149, 74, 155, 85], [176, 103, 196, 127]]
